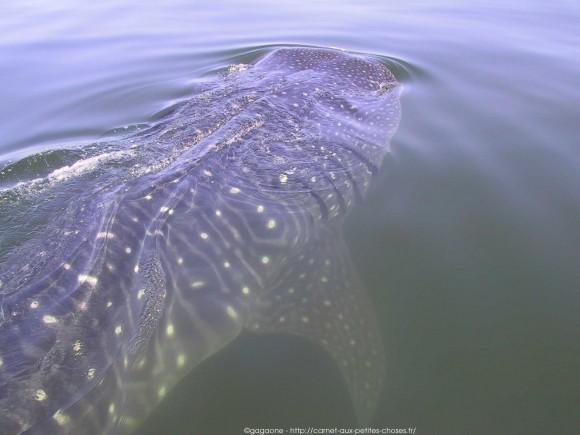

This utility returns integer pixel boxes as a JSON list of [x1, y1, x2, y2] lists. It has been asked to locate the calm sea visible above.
[[0, 1, 578, 434]]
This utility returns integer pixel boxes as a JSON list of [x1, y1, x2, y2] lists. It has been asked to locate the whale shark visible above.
[[0, 47, 401, 434]]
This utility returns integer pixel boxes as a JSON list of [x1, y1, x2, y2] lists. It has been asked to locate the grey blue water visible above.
[[0, 1, 579, 434]]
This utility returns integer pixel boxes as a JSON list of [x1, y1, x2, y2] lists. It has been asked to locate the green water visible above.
[[1, 1, 579, 434]]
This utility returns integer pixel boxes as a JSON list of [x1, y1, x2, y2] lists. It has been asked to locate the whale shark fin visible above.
[[245, 224, 385, 424]]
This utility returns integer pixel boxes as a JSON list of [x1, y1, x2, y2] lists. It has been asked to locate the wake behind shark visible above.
[[0, 47, 400, 434]]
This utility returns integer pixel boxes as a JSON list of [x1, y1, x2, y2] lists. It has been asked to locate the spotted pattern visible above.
[[0, 47, 400, 434]]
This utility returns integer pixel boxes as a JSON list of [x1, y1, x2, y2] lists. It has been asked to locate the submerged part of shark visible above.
[[0, 47, 400, 434]]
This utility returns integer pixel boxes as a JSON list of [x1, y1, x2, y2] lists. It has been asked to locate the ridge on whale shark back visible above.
[[0, 46, 401, 434]]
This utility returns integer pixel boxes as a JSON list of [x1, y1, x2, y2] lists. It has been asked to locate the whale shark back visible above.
[[0, 47, 400, 434]]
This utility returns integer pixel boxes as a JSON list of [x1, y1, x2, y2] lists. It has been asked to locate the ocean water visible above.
[[0, 1, 579, 434]]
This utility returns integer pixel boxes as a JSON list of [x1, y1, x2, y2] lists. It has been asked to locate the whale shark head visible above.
[[0, 47, 400, 434]]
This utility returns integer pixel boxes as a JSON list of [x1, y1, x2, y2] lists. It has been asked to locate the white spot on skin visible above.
[[225, 306, 238, 319], [279, 173, 288, 184], [177, 257, 183, 265], [177, 354, 186, 368], [108, 403, 116, 415], [166, 324, 175, 337], [53, 410, 70, 426], [63, 263, 71, 270], [200, 232, 209, 240], [242, 286, 250, 295], [96, 232, 115, 239], [229, 187, 240, 194], [72, 340, 82, 354], [125, 247, 132, 254], [34, 389, 47, 401], [145, 194, 152, 201], [87, 368, 96, 380], [43, 315, 58, 324], [30, 300, 39, 309], [191, 281, 205, 288], [106, 300, 113, 308], [158, 386, 167, 399], [134, 265, 140, 273], [261, 256, 270, 265], [223, 261, 231, 269], [160, 206, 170, 213], [266, 219, 276, 229], [321, 276, 328, 283], [78, 274, 98, 287], [114, 325, 123, 336], [0, 357, 3, 368], [256, 205, 265, 213], [137, 289, 145, 300], [215, 209, 222, 217]]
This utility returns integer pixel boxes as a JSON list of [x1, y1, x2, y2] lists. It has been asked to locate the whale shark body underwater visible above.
[[0, 47, 401, 434]]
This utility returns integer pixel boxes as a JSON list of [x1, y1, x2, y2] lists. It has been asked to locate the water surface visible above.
[[1, 1, 579, 434]]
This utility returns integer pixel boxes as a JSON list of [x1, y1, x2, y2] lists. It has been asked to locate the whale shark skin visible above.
[[0, 47, 400, 434]]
